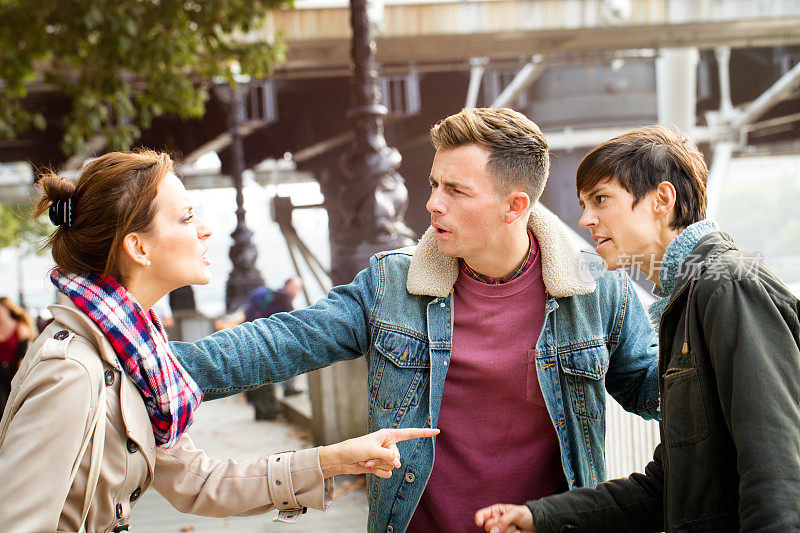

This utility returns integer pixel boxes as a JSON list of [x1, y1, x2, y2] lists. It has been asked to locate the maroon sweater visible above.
[[407, 248, 567, 532]]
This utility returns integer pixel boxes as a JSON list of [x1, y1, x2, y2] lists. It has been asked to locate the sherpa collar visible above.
[[407, 205, 597, 298]]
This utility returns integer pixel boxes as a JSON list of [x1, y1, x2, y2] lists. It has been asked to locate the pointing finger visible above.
[[383, 428, 439, 444]]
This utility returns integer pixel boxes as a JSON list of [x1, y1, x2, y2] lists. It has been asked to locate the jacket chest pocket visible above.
[[558, 343, 609, 419], [662, 350, 709, 447], [370, 329, 430, 410]]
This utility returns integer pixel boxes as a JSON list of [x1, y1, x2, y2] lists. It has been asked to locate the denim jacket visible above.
[[172, 206, 659, 533]]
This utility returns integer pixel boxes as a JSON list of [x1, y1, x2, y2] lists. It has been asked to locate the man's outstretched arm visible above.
[[171, 263, 378, 399]]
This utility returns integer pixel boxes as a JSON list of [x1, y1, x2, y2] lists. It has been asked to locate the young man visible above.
[[171, 108, 660, 533], [475, 125, 800, 533]]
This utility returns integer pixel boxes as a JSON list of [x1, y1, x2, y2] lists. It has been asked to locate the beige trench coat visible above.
[[0, 294, 331, 533]]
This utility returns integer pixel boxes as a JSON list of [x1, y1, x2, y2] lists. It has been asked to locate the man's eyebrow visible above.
[[429, 175, 470, 190]]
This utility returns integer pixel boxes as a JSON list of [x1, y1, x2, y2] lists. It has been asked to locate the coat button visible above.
[[115, 502, 124, 518], [404, 472, 415, 483], [130, 488, 141, 502], [126, 439, 139, 454], [104, 370, 115, 386], [53, 330, 69, 340]]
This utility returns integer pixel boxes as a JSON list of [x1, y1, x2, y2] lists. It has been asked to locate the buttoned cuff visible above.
[[268, 448, 334, 523]]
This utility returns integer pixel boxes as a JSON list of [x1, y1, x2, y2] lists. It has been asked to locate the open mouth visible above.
[[594, 236, 611, 249]]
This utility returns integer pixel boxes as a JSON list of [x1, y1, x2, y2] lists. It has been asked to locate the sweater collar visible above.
[[654, 220, 720, 298], [648, 220, 719, 327]]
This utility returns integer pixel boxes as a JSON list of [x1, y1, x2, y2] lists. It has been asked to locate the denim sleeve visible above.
[[604, 272, 660, 420], [171, 262, 378, 399]]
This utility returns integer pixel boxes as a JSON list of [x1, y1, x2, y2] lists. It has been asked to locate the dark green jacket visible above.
[[528, 232, 800, 532]]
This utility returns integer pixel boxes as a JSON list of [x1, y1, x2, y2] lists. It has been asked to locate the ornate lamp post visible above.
[[325, 0, 415, 284], [216, 74, 277, 420], [309, 0, 416, 443], [216, 73, 265, 313]]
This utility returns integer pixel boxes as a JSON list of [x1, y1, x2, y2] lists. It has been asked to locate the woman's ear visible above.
[[122, 233, 151, 267], [505, 191, 531, 224], [654, 181, 677, 220]]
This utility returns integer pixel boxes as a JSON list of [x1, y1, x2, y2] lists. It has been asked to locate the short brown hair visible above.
[[576, 125, 708, 230], [34, 150, 173, 283], [429, 108, 550, 202]]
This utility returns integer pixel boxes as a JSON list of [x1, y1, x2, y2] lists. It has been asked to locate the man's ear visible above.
[[654, 181, 677, 220], [121, 232, 150, 267], [505, 191, 531, 224]]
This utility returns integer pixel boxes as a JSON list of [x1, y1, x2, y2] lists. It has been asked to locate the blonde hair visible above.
[[0, 296, 34, 334], [429, 107, 550, 201]]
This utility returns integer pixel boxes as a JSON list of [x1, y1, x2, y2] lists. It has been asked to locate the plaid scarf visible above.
[[51, 269, 202, 448]]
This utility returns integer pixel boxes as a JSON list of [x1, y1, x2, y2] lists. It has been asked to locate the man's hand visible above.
[[475, 503, 535, 533], [319, 428, 439, 479]]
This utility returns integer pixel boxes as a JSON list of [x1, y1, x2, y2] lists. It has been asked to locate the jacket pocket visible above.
[[675, 510, 739, 532], [371, 329, 430, 410], [662, 355, 709, 447], [558, 343, 609, 419]]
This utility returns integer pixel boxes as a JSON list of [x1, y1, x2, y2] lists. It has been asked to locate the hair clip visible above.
[[49, 198, 74, 227]]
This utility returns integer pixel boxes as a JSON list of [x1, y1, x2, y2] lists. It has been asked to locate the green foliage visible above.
[[0, 203, 52, 254], [0, 0, 290, 155]]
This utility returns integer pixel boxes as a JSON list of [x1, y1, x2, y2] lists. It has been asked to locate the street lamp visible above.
[[214, 68, 265, 313], [330, 0, 415, 285]]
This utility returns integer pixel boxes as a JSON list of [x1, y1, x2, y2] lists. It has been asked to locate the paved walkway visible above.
[[130, 394, 368, 533]]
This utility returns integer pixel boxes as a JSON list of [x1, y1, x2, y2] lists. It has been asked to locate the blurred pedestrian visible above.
[[0, 297, 34, 415], [245, 278, 301, 322], [244, 277, 305, 419]]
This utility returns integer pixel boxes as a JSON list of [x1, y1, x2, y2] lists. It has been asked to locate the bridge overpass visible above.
[[261, 0, 800, 75]]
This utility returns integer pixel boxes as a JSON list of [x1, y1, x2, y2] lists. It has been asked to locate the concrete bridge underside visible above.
[[262, 0, 800, 75]]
